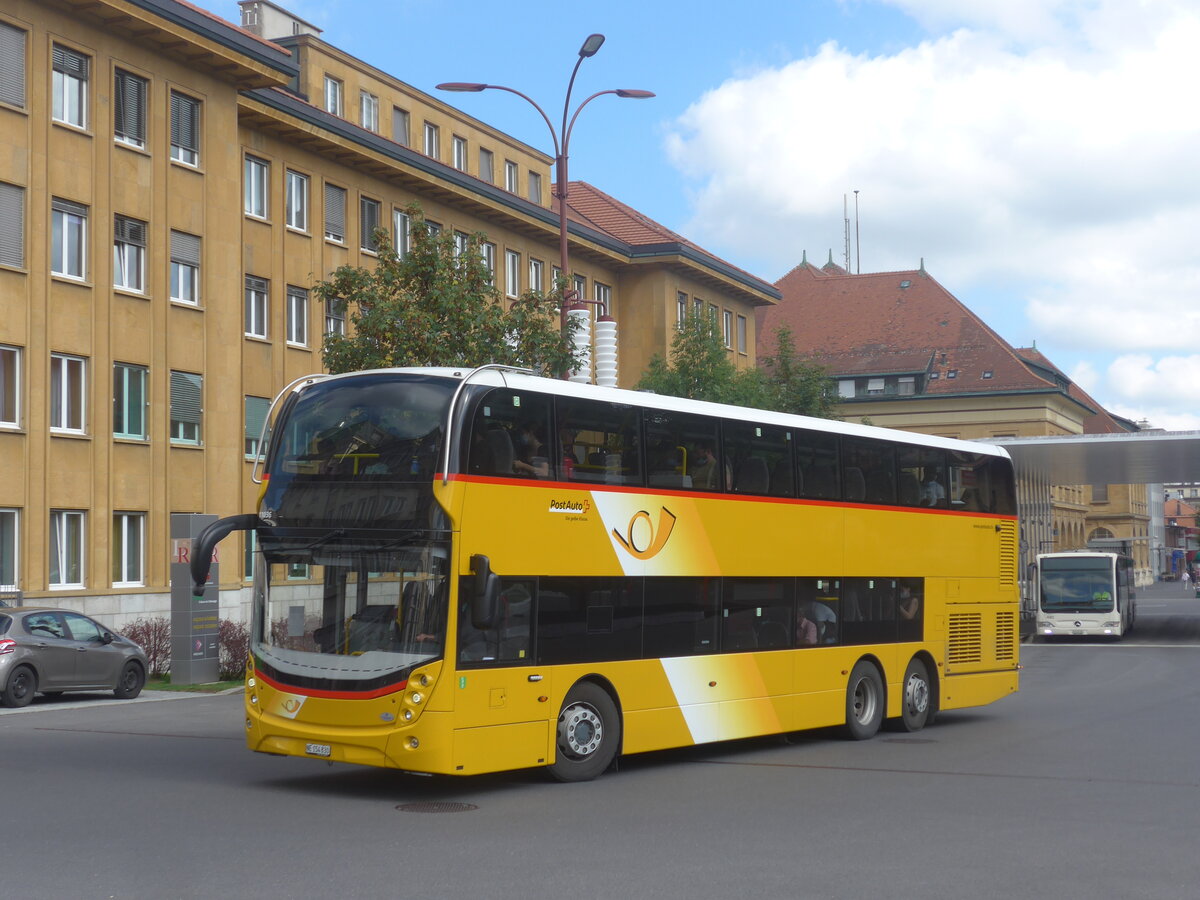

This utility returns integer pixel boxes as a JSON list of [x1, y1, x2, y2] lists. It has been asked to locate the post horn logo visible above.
[[612, 506, 677, 560]]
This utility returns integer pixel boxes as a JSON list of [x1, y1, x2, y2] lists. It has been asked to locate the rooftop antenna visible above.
[[843, 194, 850, 272], [854, 190, 860, 274]]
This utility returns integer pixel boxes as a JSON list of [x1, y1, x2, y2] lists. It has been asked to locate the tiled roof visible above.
[[759, 262, 1060, 396], [1016, 347, 1124, 432]]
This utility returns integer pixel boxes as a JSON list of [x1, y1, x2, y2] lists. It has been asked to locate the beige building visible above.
[[0, 0, 778, 620]]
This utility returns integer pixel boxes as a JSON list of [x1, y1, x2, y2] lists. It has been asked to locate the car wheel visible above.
[[113, 661, 145, 700], [548, 682, 620, 782], [1, 665, 37, 708], [842, 660, 884, 740]]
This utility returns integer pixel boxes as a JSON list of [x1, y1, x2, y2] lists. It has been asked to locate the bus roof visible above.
[[291, 366, 1012, 461]]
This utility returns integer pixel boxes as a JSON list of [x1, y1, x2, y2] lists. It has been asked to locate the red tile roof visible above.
[[760, 261, 1061, 396]]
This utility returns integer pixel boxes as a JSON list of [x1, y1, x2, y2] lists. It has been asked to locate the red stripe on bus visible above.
[[253, 667, 407, 700]]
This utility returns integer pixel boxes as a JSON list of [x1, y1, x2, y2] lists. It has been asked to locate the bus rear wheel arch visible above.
[[549, 681, 621, 782], [842, 659, 885, 740]]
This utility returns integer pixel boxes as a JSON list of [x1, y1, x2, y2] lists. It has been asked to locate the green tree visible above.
[[636, 314, 836, 419], [315, 205, 581, 376]]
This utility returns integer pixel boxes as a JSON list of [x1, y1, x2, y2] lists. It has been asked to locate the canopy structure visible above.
[[991, 431, 1200, 485]]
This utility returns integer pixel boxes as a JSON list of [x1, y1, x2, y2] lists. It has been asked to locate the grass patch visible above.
[[147, 674, 244, 693]]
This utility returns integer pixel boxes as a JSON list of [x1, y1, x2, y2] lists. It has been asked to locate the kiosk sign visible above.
[[170, 514, 220, 684]]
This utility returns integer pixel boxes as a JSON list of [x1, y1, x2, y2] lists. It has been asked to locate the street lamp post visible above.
[[437, 34, 653, 338]]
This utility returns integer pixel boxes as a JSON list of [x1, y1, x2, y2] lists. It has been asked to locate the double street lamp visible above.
[[437, 34, 653, 336]]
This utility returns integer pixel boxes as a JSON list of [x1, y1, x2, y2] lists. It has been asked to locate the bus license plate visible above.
[[305, 742, 332, 757]]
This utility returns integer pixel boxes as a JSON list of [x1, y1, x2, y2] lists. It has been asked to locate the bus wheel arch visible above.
[[548, 678, 622, 783], [842, 657, 885, 741], [889, 652, 937, 732]]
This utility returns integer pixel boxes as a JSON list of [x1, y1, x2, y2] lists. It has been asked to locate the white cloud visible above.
[[666, 0, 1200, 424]]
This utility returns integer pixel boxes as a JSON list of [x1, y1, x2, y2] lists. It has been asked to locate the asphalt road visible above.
[[4, 589, 1199, 900]]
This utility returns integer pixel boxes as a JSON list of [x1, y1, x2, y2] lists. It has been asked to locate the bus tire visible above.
[[893, 657, 932, 732], [549, 682, 620, 782], [842, 660, 884, 740]]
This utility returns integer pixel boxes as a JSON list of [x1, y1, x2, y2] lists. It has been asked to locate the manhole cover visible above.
[[396, 801, 479, 814]]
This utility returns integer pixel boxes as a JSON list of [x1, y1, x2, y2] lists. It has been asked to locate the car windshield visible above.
[[253, 536, 449, 692]]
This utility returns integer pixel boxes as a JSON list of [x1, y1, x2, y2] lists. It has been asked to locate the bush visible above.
[[120, 616, 251, 681]]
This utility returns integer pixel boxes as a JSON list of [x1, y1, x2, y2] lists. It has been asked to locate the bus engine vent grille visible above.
[[997, 521, 1017, 586], [948, 613, 983, 665], [995, 611, 1016, 661]]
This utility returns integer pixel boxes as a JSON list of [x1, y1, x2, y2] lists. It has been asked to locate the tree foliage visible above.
[[636, 314, 836, 419], [315, 205, 581, 377]]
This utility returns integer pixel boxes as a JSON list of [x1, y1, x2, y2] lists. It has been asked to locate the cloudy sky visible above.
[[193, 0, 1200, 429]]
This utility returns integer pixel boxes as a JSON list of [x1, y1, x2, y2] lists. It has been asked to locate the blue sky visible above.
[[194, 0, 1200, 430]]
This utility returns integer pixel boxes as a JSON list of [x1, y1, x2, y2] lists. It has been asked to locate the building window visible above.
[[243, 528, 257, 581], [737, 315, 747, 354], [49, 510, 84, 588], [479, 148, 494, 183], [51, 44, 88, 127], [453, 135, 467, 171], [0, 23, 26, 110], [360, 90, 379, 131], [113, 69, 147, 148], [244, 276, 268, 339], [169, 230, 200, 304], [529, 258, 544, 294], [694, 297, 703, 318], [425, 219, 441, 237], [324, 298, 344, 336], [112, 512, 144, 587], [50, 353, 85, 433], [244, 155, 269, 218], [528, 171, 542, 204], [504, 160, 518, 193], [838, 379, 856, 398], [505, 250, 520, 298], [708, 303, 719, 323], [866, 377, 885, 394], [677, 292, 688, 326], [452, 231, 470, 261], [169, 370, 202, 444], [0, 181, 24, 268], [286, 286, 308, 346], [360, 196, 381, 253], [423, 122, 439, 158], [51, 198, 87, 280], [323, 75, 342, 116], [897, 376, 915, 395], [285, 170, 308, 231], [169, 91, 200, 165], [595, 282, 611, 315], [245, 395, 269, 458], [113, 363, 147, 440], [393, 209, 410, 257], [0, 345, 18, 428], [392, 106, 409, 145], [574, 275, 587, 302], [722, 310, 733, 348], [113, 215, 146, 293], [481, 242, 496, 285], [0, 508, 17, 589], [324, 183, 346, 242]]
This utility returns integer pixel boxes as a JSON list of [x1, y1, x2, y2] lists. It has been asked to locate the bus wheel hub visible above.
[[560, 703, 603, 758], [905, 674, 929, 714]]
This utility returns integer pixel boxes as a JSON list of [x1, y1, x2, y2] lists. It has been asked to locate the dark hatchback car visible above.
[[0, 607, 149, 708]]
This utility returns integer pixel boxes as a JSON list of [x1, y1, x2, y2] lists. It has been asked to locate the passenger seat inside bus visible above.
[[733, 456, 769, 494]]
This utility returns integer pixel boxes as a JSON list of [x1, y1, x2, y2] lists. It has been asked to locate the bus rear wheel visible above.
[[549, 682, 620, 782], [842, 660, 884, 740], [893, 657, 932, 732]]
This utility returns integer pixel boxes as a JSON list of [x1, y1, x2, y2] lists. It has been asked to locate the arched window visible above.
[[1088, 527, 1114, 543]]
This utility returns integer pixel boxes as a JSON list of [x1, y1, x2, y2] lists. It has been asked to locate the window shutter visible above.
[[245, 275, 268, 294], [171, 230, 200, 265], [52, 44, 88, 78], [0, 23, 26, 109], [170, 92, 198, 152], [324, 183, 345, 238], [114, 70, 146, 142], [360, 198, 379, 251], [52, 197, 88, 218], [114, 215, 146, 246], [0, 182, 24, 268], [170, 371, 202, 425], [244, 396, 269, 442]]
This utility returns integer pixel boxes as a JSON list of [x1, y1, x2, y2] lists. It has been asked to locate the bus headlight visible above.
[[409, 691, 424, 705], [403, 709, 413, 721]]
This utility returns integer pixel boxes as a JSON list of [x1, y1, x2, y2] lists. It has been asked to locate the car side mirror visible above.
[[101, 632, 115, 645]]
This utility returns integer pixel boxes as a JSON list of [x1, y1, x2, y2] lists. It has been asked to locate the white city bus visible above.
[[1035, 551, 1136, 640]]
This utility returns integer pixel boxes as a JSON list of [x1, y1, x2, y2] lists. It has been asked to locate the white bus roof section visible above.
[[990, 431, 1200, 485]]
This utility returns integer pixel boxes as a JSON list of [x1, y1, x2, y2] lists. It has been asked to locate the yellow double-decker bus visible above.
[[193, 366, 1019, 781]]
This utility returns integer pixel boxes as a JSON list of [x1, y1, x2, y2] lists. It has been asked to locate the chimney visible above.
[[238, 1, 322, 40]]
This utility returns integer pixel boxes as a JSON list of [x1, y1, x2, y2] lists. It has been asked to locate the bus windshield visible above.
[[253, 535, 449, 692], [1039, 557, 1115, 614]]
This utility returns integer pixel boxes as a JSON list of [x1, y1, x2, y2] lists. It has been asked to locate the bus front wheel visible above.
[[549, 682, 620, 782], [842, 660, 884, 740]]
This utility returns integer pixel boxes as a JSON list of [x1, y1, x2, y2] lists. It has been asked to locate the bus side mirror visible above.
[[469, 554, 502, 630]]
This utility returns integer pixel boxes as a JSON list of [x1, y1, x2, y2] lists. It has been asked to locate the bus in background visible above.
[[1035, 551, 1136, 640], [192, 366, 1020, 781]]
